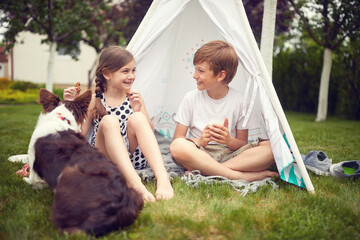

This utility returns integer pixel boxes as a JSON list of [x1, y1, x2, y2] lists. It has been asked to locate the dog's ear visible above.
[[74, 90, 92, 107], [65, 90, 92, 124], [38, 88, 61, 113]]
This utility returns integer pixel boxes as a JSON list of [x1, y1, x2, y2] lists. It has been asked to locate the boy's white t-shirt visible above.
[[175, 87, 255, 143]]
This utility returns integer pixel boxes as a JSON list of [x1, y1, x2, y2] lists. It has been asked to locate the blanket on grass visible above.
[[9, 131, 279, 196], [137, 131, 279, 196]]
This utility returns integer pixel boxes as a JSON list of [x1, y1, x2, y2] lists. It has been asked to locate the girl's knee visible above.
[[101, 114, 118, 123], [99, 115, 119, 131], [127, 112, 147, 128]]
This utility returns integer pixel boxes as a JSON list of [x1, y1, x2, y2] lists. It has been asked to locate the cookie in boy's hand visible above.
[[75, 82, 81, 93], [208, 118, 225, 126]]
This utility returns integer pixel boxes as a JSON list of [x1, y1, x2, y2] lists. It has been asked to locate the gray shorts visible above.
[[173, 138, 266, 168]]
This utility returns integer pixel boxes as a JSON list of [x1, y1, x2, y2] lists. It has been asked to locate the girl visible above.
[[64, 46, 174, 202]]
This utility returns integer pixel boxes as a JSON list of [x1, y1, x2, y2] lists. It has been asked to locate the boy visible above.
[[170, 40, 279, 182]]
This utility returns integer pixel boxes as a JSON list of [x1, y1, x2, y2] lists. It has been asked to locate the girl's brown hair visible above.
[[193, 40, 238, 84], [92, 46, 134, 119]]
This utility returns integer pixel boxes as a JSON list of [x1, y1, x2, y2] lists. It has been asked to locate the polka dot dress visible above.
[[89, 93, 148, 170]]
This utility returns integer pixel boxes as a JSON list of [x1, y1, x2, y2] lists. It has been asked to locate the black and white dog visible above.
[[9, 89, 143, 236], [20, 88, 92, 187]]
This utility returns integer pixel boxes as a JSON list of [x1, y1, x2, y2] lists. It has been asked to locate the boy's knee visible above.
[[170, 138, 186, 158], [259, 139, 270, 147]]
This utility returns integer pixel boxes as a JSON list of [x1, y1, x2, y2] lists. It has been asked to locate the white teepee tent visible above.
[[126, 0, 314, 192]]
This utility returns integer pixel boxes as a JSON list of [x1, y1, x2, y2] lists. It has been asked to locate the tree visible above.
[[260, 0, 278, 79], [0, 0, 114, 92], [80, 3, 128, 88], [289, 0, 360, 121], [117, 0, 294, 46], [242, 0, 294, 79], [82, 0, 153, 88], [117, 0, 153, 44], [243, 0, 294, 44]]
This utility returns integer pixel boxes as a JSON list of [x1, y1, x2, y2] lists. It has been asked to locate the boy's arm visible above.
[[231, 129, 248, 149], [173, 123, 212, 148], [173, 123, 188, 139], [209, 121, 248, 150]]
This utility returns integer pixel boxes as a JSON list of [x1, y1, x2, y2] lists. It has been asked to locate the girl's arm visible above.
[[129, 90, 154, 130], [80, 95, 95, 137], [63, 87, 94, 137], [63, 87, 79, 101], [139, 101, 154, 130]]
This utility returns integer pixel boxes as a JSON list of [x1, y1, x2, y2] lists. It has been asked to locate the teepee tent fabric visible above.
[[127, 0, 314, 192]]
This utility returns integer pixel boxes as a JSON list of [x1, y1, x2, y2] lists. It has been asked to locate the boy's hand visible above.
[[209, 118, 232, 145], [198, 125, 212, 147], [128, 90, 143, 112]]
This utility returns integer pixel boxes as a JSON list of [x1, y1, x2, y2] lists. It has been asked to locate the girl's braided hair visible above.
[[92, 46, 134, 119]]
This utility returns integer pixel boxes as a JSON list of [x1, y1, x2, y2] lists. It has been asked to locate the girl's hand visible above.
[[198, 125, 212, 147], [209, 118, 232, 145], [63, 87, 79, 101], [128, 90, 143, 112]]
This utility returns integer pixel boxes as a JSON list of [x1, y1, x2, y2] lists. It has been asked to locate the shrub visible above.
[[334, 39, 360, 120], [9, 81, 40, 91], [0, 78, 12, 90], [53, 88, 64, 99], [273, 37, 359, 120], [273, 40, 323, 114], [0, 81, 65, 104], [0, 89, 39, 104]]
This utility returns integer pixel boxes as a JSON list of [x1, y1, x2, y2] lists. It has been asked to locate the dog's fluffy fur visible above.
[[23, 88, 92, 187], [14, 89, 143, 236]]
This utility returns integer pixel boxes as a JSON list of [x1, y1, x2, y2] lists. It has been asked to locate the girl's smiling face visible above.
[[104, 59, 136, 91]]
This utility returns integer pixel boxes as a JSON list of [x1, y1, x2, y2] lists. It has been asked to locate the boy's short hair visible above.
[[193, 40, 238, 84]]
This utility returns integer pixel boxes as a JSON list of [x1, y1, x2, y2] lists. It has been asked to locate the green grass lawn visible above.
[[1, 105, 359, 240]]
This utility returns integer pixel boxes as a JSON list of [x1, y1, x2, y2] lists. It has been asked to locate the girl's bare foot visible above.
[[155, 179, 174, 200], [128, 181, 156, 203]]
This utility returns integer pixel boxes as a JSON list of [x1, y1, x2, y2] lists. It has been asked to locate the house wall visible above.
[[0, 46, 9, 78], [8, 32, 97, 86], [0, 63, 5, 77]]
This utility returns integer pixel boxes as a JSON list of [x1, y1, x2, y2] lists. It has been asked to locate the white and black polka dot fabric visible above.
[[89, 93, 148, 170]]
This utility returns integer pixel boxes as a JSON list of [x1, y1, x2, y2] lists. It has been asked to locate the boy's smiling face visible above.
[[193, 61, 221, 91]]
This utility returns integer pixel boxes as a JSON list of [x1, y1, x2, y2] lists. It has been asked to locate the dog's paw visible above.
[[23, 177, 37, 185], [8, 154, 29, 163], [23, 177, 32, 184], [23, 177, 47, 189], [32, 182, 47, 190]]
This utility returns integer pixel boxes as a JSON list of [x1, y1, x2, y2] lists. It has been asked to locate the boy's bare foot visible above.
[[155, 179, 174, 200], [238, 170, 279, 182], [267, 170, 280, 178]]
